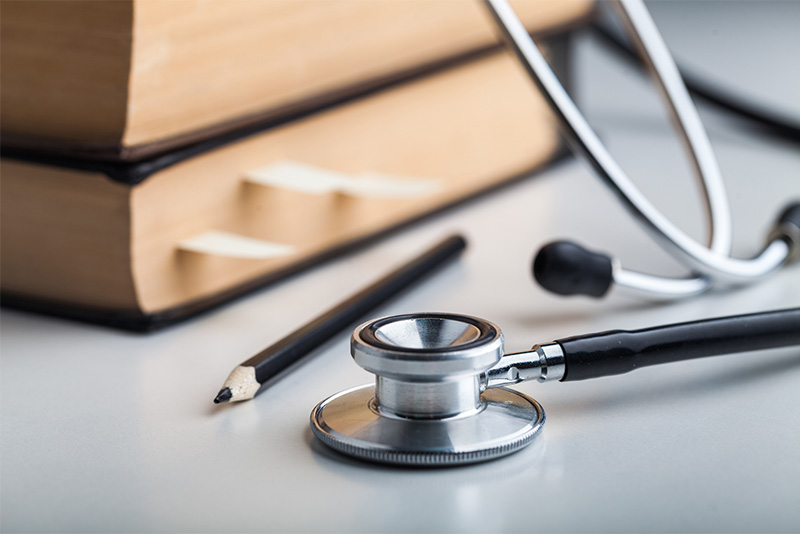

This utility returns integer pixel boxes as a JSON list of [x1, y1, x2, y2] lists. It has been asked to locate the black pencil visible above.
[[213, 234, 467, 404]]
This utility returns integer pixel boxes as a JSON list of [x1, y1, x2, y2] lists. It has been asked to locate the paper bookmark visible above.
[[244, 160, 440, 198], [178, 231, 295, 259]]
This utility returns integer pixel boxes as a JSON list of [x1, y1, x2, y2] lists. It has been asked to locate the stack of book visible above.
[[1, 0, 593, 330]]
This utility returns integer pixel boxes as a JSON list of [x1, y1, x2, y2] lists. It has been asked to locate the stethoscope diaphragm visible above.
[[311, 384, 544, 466]]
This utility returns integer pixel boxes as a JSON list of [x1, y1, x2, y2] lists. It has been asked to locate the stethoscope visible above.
[[311, 0, 800, 465]]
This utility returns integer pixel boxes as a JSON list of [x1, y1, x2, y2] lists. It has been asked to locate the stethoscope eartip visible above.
[[533, 240, 614, 298], [771, 202, 800, 263]]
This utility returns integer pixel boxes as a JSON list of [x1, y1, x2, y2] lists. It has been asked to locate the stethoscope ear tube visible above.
[[485, 0, 799, 299], [555, 308, 800, 381]]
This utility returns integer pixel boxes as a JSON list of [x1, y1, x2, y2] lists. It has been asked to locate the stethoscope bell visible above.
[[310, 313, 545, 466]]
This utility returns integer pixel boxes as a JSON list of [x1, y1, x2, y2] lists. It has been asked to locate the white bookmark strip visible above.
[[244, 160, 440, 198], [341, 173, 441, 198], [245, 161, 349, 194], [178, 231, 295, 259]]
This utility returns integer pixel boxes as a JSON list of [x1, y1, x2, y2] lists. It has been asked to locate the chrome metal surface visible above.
[[483, 0, 793, 297], [310, 384, 545, 466], [612, 269, 710, 298], [372, 317, 483, 349], [352, 313, 503, 382], [352, 313, 503, 420], [310, 314, 547, 465], [484, 342, 566, 388], [376, 375, 482, 419]]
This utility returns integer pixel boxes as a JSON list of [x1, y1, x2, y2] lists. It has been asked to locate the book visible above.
[[0, 0, 592, 161], [2, 42, 572, 330]]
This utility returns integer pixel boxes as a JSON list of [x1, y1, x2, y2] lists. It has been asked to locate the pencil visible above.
[[213, 234, 467, 403]]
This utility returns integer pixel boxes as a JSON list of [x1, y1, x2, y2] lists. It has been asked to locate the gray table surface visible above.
[[3, 2, 799, 533]]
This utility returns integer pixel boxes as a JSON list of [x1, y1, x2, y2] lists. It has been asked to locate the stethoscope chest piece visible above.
[[310, 313, 545, 466]]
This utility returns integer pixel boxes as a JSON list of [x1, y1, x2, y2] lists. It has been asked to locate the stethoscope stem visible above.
[[484, 307, 800, 388]]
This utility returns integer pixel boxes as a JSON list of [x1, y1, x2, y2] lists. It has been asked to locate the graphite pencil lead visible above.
[[214, 387, 233, 404]]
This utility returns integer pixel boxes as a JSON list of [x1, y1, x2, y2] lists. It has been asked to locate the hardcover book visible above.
[[1, 0, 591, 160]]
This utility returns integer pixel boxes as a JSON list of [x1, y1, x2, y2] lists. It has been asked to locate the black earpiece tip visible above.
[[533, 240, 614, 298], [777, 202, 800, 231], [773, 201, 800, 262]]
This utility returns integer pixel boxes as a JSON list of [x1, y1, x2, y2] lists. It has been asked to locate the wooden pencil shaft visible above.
[[243, 235, 467, 384]]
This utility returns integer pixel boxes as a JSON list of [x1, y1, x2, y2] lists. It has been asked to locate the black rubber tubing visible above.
[[557, 308, 800, 381], [591, 22, 800, 142]]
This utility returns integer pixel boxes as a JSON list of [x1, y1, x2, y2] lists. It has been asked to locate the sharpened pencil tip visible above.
[[214, 387, 233, 404]]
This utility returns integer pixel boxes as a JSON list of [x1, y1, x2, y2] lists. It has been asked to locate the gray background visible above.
[[2, 2, 799, 532]]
